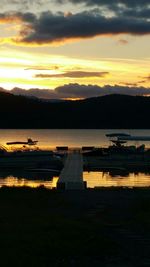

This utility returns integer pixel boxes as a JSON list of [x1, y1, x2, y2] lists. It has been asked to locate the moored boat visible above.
[[83, 133, 150, 170], [0, 140, 63, 170]]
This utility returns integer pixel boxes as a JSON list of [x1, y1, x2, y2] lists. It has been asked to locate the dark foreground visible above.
[[1, 187, 150, 267]]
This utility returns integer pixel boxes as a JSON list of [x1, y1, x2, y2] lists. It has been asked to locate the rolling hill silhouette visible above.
[[0, 91, 149, 128]]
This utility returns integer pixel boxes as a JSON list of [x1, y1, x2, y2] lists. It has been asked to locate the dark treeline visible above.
[[0, 91, 150, 128]]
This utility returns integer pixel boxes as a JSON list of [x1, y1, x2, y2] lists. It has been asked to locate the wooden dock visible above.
[[57, 150, 85, 190]]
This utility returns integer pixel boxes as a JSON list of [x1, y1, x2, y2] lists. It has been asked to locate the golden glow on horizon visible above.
[[0, 0, 149, 98], [0, 47, 149, 90]]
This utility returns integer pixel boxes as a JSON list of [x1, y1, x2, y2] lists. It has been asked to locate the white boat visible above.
[[0, 140, 63, 170], [83, 133, 150, 170]]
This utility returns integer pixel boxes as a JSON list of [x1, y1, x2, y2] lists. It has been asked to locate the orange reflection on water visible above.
[[1, 172, 150, 189], [83, 171, 150, 188], [0, 176, 59, 189]]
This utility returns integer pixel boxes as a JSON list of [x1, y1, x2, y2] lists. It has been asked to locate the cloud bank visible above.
[[0, 84, 149, 100], [56, 0, 149, 6]]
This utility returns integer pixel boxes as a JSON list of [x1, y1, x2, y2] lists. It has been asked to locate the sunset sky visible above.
[[0, 0, 150, 99]]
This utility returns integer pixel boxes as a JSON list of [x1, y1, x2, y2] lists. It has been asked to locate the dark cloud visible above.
[[55, 83, 102, 98], [25, 65, 59, 70], [117, 39, 128, 45], [138, 74, 150, 83], [11, 87, 56, 99], [0, 87, 7, 92], [0, 4, 149, 46], [35, 71, 109, 78], [144, 75, 150, 80], [7, 0, 150, 10], [56, 0, 150, 8], [119, 82, 138, 87], [4, 10, 148, 45], [55, 84, 150, 98], [57, 1, 150, 21], [1, 0, 45, 10], [138, 80, 147, 84], [5, 84, 150, 100], [120, 8, 150, 19], [0, 11, 36, 23]]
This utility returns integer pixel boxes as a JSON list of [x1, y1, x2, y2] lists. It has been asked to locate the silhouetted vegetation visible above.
[[1, 91, 150, 128]]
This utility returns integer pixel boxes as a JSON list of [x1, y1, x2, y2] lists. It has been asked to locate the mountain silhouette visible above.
[[0, 91, 149, 128]]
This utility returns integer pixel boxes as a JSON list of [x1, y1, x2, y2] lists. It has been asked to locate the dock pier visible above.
[[57, 150, 86, 190]]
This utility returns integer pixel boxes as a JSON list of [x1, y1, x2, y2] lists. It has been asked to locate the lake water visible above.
[[2, 129, 150, 149], [1, 129, 150, 189]]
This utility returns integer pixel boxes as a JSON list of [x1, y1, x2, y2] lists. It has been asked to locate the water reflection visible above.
[[0, 171, 59, 189], [1, 170, 150, 189], [83, 171, 150, 188], [0, 171, 150, 189]]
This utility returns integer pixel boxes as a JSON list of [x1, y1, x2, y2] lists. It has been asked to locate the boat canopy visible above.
[[118, 136, 150, 141], [106, 133, 131, 138], [106, 133, 150, 142]]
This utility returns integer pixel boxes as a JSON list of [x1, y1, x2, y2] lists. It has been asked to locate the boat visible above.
[[106, 133, 146, 154], [83, 133, 149, 156], [6, 138, 38, 146], [106, 133, 131, 138], [83, 133, 150, 171], [0, 139, 64, 170]]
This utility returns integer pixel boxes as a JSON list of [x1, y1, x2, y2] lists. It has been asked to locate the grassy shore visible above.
[[1, 186, 150, 266]]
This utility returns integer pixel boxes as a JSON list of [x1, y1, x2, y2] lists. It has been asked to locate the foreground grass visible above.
[[1, 186, 150, 266]]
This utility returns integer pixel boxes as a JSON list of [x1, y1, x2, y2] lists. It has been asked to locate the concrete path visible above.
[[57, 151, 85, 190]]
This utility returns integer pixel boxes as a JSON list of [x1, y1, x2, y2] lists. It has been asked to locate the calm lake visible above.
[[1, 129, 150, 189]]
